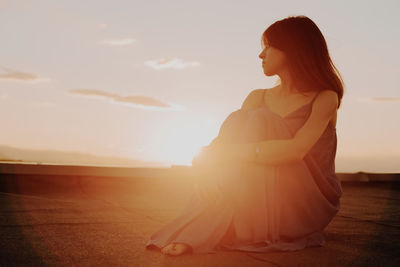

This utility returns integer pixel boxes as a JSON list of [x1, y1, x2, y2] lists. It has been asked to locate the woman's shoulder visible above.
[[241, 86, 276, 110]]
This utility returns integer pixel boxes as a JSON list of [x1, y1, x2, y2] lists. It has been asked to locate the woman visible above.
[[145, 15, 344, 256]]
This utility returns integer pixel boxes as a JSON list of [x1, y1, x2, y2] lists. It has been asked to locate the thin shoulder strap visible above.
[[310, 91, 320, 104]]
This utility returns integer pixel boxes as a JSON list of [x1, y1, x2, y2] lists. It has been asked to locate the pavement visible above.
[[1, 173, 400, 267]]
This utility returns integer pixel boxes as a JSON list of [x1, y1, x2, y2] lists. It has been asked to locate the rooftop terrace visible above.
[[1, 162, 399, 266]]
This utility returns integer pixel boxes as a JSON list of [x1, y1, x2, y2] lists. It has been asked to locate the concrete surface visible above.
[[1, 173, 400, 266]]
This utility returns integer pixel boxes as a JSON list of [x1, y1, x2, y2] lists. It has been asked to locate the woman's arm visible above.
[[192, 138, 301, 166], [220, 140, 302, 165], [254, 139, 303, 165], [230, 90, 338, 165]]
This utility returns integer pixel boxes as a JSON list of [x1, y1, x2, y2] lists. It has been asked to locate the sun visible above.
[[155, 114, 219, 166]]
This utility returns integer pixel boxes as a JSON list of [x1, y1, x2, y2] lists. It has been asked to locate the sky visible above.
[[0, 0, 399, 172]]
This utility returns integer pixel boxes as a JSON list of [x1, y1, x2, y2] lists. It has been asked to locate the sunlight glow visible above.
[[153, 115, 219, 166]]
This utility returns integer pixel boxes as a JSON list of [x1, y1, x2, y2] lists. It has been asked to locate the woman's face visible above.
[[258, 39, 287, 76]]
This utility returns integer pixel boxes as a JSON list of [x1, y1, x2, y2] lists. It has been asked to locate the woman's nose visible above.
[[258, 50, 265, 59]]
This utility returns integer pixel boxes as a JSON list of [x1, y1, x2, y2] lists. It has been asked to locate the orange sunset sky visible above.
[[0, 0, 399, 172]]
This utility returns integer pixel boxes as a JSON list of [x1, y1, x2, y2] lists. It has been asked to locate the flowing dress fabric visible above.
[[145, 89, 343, 254]]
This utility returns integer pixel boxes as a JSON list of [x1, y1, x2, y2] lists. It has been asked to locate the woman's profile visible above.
[[145, 15, 344, 256]]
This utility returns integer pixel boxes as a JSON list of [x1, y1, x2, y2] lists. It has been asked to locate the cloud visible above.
[[144, 57, 200, 70], [68, 88, 183, 110], [69, 89, 119, 99], [0, 67, 50, 83], [357, 97, 400, 102], [98, 38, 136, 46]]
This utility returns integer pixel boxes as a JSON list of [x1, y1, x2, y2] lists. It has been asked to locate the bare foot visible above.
[[161, 242, 192, 256], [161, 243, 176, 255]]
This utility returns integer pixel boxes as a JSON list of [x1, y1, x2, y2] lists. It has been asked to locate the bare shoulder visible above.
[[241, 86, 277, 110], [240, 88, 264, 110], [308, 89, 339, 126], [314, 90, 339, 109]]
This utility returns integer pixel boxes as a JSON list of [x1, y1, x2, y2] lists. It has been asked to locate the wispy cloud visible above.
[[0, 67, 50, 83], [144, 57, 200, 70], [357, 97, 400, 102], [68, 88, 183, 110], [98, 38, 136, 46], [69, 89, 118, 98]]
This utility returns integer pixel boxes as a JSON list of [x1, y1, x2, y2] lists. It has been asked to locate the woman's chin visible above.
[[262, 66, 278, 76], [263, 70, 274, 76]]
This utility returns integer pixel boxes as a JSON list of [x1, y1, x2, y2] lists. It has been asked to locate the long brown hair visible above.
[[261, 15, 345, 108]]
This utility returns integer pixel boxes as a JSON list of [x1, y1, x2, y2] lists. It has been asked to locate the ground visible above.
[[1, 173, 399, 266]]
